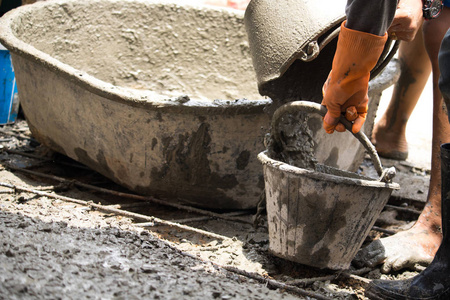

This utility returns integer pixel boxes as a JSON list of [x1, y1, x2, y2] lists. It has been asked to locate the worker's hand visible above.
[[388, 0, 423, 42], [322, 74, 369, 134], [322, 22, 388, 134]]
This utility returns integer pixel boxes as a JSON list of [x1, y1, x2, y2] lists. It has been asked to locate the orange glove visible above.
[[322, 21, 388, 134]]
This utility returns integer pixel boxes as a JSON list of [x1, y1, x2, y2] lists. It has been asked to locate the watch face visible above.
[[424, 0, 443, 19], [430, 0, 443, 17]]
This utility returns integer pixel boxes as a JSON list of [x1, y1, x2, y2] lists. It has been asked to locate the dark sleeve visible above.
[[345, 0, 397, 35]]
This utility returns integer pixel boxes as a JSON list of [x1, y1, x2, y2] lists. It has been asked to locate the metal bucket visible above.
[[258, 101, 400, 270]]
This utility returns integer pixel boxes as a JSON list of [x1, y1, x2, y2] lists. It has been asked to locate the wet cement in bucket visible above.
[[265, 111, 319, 171], [265, 116, 376, 183]]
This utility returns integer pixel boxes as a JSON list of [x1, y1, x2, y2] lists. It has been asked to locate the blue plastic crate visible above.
[[0, 44, 19, 125]]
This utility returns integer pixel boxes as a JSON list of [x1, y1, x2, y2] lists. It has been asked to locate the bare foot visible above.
[[353, 222, 442, 273], [371, 120, 409, 160]]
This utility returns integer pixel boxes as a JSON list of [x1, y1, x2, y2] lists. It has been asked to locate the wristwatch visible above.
[[423, 0, 444, 20]]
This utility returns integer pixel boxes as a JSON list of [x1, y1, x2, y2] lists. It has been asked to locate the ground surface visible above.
[[0, 194, 299, 300], [0, 120, 303, 300], [0, 111, 429, 300]]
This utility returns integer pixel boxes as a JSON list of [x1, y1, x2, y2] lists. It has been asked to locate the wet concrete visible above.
[[0, 203, 300, 300], [0, 118, 430, 299]]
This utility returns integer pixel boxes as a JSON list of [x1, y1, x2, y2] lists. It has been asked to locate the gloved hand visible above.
[[322, 21, 388, 134]]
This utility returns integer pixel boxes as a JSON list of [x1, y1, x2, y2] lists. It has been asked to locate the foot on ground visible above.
[[352, 224, 441, 273], [371, 122, 408, 160]]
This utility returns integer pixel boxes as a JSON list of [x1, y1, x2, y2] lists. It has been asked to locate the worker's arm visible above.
[[321, 0, 398, 134], [345, 0, 397, 35]]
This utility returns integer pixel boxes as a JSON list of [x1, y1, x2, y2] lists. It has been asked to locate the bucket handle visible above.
[[271, 101, 396, 183]]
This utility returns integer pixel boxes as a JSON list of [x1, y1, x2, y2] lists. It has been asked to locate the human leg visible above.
[[371, 27, 431, 160], [354, 7, 450, 273], [366, 141, 450, 300], [365, 22, 450, 300]]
